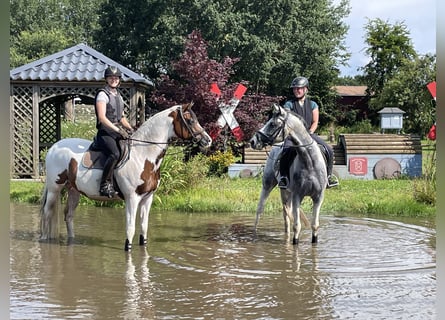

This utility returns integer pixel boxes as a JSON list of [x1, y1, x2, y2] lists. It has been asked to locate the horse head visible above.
[[250, 104, 311, 150], [174, 102, 212, 149], [250, 104, 289, 149]]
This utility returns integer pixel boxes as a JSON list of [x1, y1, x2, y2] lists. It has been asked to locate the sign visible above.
[[210, 83, 247, 142], [426, 81, 436, 100], [349, 157, 367, 175]]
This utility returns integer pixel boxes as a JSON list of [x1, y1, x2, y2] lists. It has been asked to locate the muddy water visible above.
[[10, 203, 436, 319]]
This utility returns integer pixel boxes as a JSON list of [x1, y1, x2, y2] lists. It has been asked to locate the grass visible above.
[[10, 176, 435, 218], [13, 120, 435, 219]]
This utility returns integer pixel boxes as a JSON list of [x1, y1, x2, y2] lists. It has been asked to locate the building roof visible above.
[[378, 107, 405, 114], [334, 86, 367, 96], [10, 43, 153, 86]]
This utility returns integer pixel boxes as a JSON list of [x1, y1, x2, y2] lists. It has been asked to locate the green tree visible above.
[[10, 0, 103, 68], [361, 18, 417, 110], [94, 0, 350, 113], [373, 54, 436, 135]]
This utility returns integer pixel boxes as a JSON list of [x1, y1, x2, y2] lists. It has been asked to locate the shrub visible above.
[[208, 150, 235, 177]]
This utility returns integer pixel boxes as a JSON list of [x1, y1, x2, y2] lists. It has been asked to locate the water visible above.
[[10, 203, 436, 319]]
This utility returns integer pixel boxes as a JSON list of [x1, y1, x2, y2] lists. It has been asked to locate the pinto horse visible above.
[[249, 104, 327, 245], [40, 103, 212, 251]]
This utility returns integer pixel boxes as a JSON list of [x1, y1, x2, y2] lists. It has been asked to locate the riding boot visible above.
[[99, 158, 118, 198], [326, 153, 339, 188], [278, 148, 291, 189]]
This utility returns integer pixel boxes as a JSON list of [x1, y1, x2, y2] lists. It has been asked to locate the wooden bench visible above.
[[243, 134, 421, 167], [243, 144, 343, 165], [338, 134, 422, 154]]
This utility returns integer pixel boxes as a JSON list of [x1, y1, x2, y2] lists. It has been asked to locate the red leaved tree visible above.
[[149, 30, 281, 154]]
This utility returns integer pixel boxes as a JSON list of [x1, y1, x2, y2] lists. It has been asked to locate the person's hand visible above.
[[118, 127, 130, 139]]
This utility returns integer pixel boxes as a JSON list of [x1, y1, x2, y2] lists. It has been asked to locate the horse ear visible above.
[[184, 101, 194, 111], [278, 106, 287, 115]]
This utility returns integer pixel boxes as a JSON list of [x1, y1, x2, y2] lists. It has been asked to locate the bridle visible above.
[[177, 105, 206, 143], [128, 105, 205, 145], [256, 110, 314, 148]]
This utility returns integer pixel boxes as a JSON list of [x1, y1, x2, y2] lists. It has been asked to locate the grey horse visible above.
[[250, 104, 327, 245]]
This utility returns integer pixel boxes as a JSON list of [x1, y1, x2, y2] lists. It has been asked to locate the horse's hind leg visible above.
[[40, 185, 62, 241], [64, 188, 81, 243]]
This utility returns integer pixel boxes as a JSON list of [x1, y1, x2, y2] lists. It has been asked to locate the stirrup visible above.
[[327, 175, 339, 188], [278, 176, 289, 189], [100, 182, 116, 198]]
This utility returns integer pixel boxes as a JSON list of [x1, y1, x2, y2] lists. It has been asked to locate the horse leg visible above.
[[255, 163, 278, 232], [255, 186, 273, 231], [280, 190, 292, 234], [64, 188, 80, 243], [40, 184, 63, 241], [124, 198, 139, 251], [311, 194, 325, 244], [138, 195, 154, 246], [291, 196, 302, 245]]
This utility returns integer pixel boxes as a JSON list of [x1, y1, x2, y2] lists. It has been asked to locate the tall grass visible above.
[[413, 141, 436, 205]]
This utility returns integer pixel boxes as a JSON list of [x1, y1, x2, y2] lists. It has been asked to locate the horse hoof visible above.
[[312, 235, 318, 244], [139, 235, 147, 246], [67, 237, 75, 246], [293, 238, 299, 245], [125, 239, 132, 251]]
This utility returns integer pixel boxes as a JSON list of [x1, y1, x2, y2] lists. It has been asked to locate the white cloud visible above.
[[336, 0, 436, 76]]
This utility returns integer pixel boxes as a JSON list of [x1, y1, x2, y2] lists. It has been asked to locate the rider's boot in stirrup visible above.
[[99, 158, 118, 198], [278, 176, 289, 189]]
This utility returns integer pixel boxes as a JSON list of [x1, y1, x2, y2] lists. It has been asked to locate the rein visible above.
[[261, 110, 315, 149], [126, 105, 203, 145]]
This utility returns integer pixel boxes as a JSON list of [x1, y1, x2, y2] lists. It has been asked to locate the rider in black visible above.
[[278, 76, 339, 189], [94, 66, 134, 198]]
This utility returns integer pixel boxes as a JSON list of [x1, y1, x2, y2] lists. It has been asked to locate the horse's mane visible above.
[[287, 110, 308, 129]]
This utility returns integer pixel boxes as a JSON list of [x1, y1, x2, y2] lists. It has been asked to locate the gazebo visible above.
[[10, 43, 153, 179]]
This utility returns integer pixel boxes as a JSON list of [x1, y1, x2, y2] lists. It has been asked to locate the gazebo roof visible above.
[[378, 107, 405, 114], [10, 43, 153, 86]]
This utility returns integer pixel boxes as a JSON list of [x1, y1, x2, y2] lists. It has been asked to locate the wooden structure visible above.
[[336, 134, 422, 179], [230, 134, 422, 180], [10, 43, 153, 179]]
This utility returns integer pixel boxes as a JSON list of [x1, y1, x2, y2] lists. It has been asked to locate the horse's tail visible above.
[[299, 208, 310, 228], [39, 181, 60, 240]]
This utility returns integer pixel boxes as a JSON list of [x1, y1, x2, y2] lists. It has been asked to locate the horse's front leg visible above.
[[125, 197, 140, 251], [291, 197, 302, 245], [138, 194, 154, 246], [311, 193, 325, 244]]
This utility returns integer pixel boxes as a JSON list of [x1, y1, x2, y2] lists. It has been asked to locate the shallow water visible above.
[[10, 203, 436, 319]]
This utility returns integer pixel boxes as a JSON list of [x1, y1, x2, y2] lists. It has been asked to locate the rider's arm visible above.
[[309, 101, 319, 134]]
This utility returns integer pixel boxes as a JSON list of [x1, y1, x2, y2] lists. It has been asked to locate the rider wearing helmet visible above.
[[278, 76, 339, 188], [94, 66, 134, 198]]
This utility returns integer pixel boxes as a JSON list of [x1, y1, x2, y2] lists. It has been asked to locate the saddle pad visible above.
[[81, 140, 130, 170], [81, 149, 107, 169]]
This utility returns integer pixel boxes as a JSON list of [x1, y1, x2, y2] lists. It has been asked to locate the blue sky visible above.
[[336, 0, 436, 76]]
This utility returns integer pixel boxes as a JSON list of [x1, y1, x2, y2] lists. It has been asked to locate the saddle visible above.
[[278, 141, 329, 170], [81, 137, 131, 170]]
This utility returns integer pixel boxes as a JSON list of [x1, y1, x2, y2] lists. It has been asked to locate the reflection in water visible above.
[[10, 203, 435, 319]]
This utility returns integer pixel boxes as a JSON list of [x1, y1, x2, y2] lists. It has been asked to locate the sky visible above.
[[336, 0, 436, 77]]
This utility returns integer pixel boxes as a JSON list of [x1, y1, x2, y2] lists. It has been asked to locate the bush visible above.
[[207, 150, 235, 177], [157, 147, 210, 197]]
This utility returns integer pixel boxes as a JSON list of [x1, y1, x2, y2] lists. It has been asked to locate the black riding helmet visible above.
[[290, 76, 309, 88], [104, 66, 122, 78]]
